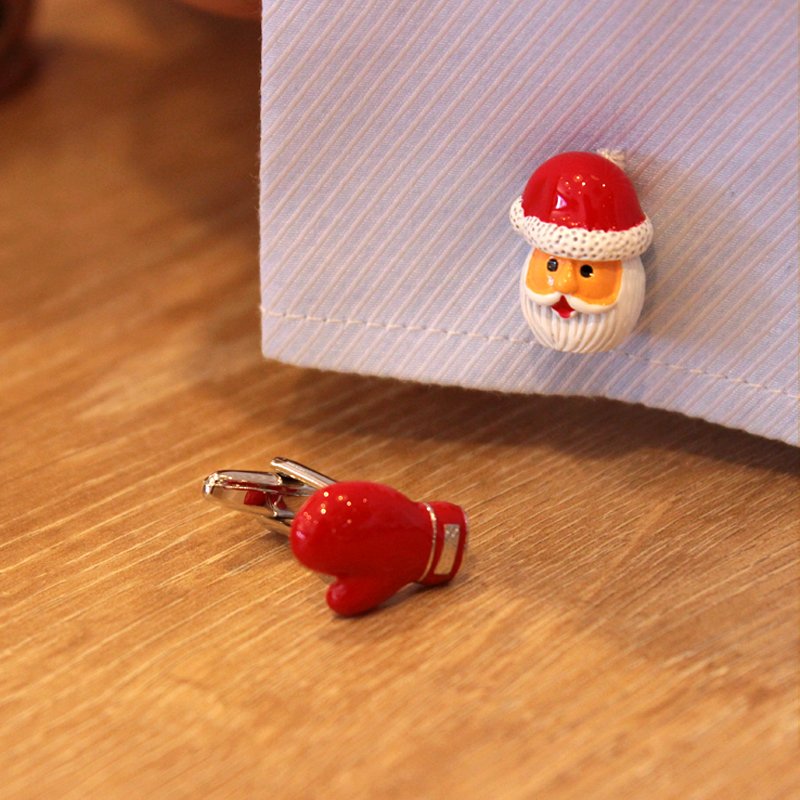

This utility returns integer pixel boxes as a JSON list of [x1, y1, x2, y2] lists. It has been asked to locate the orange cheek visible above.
[[577, 260, 623, 305], [525, 250, 622, 307], [525, 250, 560, 294]]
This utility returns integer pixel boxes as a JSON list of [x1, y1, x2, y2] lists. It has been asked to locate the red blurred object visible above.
[[291, 481, 468, 616], [0, 0, 36, 97]]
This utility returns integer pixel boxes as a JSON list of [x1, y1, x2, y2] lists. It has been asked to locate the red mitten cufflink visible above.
[[203, 458, 467, 616]]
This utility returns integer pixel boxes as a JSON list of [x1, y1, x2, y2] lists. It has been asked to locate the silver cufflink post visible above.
[[202, 457, 335, 535]]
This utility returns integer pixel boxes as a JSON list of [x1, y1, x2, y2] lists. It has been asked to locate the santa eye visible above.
[[547, 259, 558, 272], [580, 264, 594, 277]]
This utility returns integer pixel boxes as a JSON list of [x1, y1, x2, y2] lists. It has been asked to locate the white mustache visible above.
[[519, 255, 646, 354], [524, 287, 617, 315]]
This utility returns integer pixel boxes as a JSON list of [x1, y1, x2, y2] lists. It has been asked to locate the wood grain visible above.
[[0, 2, 798, 798]]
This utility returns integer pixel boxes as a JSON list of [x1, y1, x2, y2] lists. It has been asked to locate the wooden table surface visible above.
[[1, 3, 798, 798]]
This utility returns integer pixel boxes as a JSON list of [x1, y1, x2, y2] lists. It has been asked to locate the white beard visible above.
[[519, 255, 646, 353]]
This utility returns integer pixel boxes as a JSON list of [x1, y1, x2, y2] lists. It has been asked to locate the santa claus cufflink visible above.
[[510, 149, 653, 353], [203, 458, 468, 616]]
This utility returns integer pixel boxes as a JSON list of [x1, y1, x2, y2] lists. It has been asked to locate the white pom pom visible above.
[[595, 148, 627, 172]]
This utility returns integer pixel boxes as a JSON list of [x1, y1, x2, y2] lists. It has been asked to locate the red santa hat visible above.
[[509, 149, 653, 262]]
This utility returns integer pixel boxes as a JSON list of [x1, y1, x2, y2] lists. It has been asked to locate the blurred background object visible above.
[[0, 0, 259, 101], [0, 0, 35, 96], [177, 0, 259, 18]]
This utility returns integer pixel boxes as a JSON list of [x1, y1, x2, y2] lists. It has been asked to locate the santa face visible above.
[[520, 249, 645, 353]]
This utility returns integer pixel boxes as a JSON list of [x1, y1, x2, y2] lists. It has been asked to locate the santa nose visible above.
[[554, 262, 578, 295]]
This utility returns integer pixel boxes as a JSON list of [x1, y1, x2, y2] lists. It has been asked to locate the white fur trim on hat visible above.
[[509, 196, 653, 261]]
